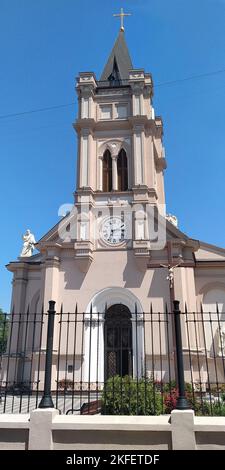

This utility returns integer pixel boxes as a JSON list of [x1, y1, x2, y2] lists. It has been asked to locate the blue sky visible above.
[[0, 0, 225, 312]]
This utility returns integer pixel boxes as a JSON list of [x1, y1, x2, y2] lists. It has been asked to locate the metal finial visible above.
[[113, 7, 131, 32]]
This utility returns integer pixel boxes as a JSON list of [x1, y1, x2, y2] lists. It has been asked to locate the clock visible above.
[[100, 217, 126, 245]]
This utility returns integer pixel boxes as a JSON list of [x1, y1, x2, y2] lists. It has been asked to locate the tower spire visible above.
[[113, 7, 131, 32], [100, 30, 133, 82]]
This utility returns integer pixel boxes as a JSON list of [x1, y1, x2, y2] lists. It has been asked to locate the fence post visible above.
[[39, 301, 55, 409], [173, 300, 190, 410]]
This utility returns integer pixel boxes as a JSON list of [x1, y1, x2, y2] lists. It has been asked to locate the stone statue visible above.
[[20, 229, 36, 257], [166, 214, 178, 228]]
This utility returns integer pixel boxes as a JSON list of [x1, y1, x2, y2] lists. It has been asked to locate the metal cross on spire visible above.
[[113, 8, 131, 32]]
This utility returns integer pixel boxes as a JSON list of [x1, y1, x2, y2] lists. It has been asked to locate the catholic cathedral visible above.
[[6, 19, 225, 387]]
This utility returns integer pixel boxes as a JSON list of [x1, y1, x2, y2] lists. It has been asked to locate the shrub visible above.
[[210, 402, 225, 416], [163, 385, 225, 416], [0, 309, 9, 354], [163, 381, 193, 394], [163, 388, 179, 414], [101, 375, 162, 415], [163, 380, 199, 413], [162, 380, 177, 393], [199, 401, 225, 416], [218, 384, 225, 394], [163, 383, 199, 414]]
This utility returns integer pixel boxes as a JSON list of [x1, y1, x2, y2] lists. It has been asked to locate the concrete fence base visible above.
[[0, 409, 225, 450]]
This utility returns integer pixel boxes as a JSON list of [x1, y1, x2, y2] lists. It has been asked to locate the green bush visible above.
[[101, 375, 162, 415], [199, 401, 225, 416], [162, 381, 192, 394]]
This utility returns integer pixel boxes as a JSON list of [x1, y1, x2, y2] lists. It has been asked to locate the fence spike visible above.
[[90, 303, 93, 314], [75, 303, 78, 314], [60, 303, 63, 314], [216, 302, 219, 314], [135, 303, 137, 315], [184, 302, 187, 314]]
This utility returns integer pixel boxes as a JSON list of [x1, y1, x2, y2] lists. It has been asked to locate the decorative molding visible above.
[[45, 257, 60, 268], [133, 240, 150, 272], [73, 118, 96, 133], [196, 261, 225, 269], [98, 138, 131, 158], [74, 241, 93, 272], [198, 281, 225, 296], [86, 286, 143, 314]]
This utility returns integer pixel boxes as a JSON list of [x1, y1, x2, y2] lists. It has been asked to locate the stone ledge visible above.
[[0, 414, 29, 428], [52, 414, 171, 431], [194, 416, 225, 431]]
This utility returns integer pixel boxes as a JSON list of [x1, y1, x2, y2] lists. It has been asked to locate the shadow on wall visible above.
[[123, 251, 145, 288], [148, 268, 170, 302], [63, 261, 87, 290]]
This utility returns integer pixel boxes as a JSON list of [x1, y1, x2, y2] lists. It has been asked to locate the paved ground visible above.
[[0, 393, 99, 414]]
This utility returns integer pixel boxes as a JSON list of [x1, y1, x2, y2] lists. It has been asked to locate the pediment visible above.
[[37, 211, 74, 247], [157, 213, 197, 247], [36, 206, 199, 254], [195, 241, 225, 261]]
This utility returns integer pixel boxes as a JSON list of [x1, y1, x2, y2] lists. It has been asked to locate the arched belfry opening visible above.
[[103, 149, 112, 192], [104, 304, 133, 380], [117, 148, 128, 191], [107, 58, 121, 86]]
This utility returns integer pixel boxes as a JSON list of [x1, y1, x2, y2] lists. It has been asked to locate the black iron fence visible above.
[[0, 301, 225, 416]]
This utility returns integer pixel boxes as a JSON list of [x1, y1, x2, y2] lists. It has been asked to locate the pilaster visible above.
[[133, 125, 144, 185], [76, 72, 97, 120], [42, 251, 61, 312], [80, 128, 89, 188], [11, 265, 28, 313]]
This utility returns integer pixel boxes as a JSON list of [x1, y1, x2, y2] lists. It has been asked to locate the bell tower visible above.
[[73, 24, 167, 271], [75, 29, 166, 201]]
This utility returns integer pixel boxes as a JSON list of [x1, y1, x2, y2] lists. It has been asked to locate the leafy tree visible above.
[[0, 308, 9, 354]]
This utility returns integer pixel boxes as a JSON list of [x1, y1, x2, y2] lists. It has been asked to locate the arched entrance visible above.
[[84, 287, 144, 383], [104, 304, 132, 379]]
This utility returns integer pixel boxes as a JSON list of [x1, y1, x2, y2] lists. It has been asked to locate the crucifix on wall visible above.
[[160, 241, 183, 307], [160, 262, 182, 290]]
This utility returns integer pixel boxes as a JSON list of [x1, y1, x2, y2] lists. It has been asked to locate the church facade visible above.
[[6, 30, 225, 389]]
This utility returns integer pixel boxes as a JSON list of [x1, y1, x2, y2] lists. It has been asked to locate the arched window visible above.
[[117, 149, 128, 191], [103, 150, 112, 192]]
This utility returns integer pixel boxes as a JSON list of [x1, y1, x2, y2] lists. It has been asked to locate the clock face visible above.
[[100, 217, 126, 245]]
